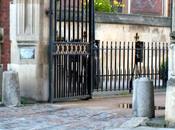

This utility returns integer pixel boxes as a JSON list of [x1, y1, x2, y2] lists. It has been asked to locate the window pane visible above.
[[131, 0, 162, 16]]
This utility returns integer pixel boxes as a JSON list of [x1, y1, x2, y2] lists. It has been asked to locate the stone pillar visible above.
[[165, 0, 175, 126], [9, 0, 49, 101]]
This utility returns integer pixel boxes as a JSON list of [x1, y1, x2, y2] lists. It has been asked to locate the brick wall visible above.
[[0, 0, 10, 71]]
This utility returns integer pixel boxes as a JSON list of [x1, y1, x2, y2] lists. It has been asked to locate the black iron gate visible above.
[[49, 0, 168, 102], [49, 0, 95, 102]]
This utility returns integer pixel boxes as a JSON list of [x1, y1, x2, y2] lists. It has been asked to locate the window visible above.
[[111, 0, 171, 17]]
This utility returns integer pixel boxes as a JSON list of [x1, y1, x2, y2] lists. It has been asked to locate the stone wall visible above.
[[95, 13, 171, 42], [95, 23, 170, 42], [10, 0, 49, 101]]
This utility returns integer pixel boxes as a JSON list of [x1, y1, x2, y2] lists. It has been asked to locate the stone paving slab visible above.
[[110, 127, 175, 130], [0, 104, 131, 130], [0, 93, 167, 130]]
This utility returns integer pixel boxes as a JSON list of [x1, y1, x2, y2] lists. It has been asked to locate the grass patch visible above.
[[21, 97, 36, 105], [0, 96, 36, 107]]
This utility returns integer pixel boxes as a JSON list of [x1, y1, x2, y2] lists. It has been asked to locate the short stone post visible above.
[[165, 78, 175, 127], [132, 78, 155, 118], [2, 71, 20, 107]]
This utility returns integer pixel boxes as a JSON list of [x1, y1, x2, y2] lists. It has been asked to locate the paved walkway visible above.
[[0, 92, 168, 130], [111, 127, 175, 130]]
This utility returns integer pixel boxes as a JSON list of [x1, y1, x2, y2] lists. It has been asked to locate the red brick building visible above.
[[0, 0, 10, 70]]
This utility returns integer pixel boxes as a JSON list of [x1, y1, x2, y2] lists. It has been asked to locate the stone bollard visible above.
[[2, 71, 20, 107], [132, 78, 155, 118], [165, 78, 175, 127]]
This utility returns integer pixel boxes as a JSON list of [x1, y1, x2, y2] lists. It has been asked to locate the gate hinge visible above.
[[45, 9, 54, 16]]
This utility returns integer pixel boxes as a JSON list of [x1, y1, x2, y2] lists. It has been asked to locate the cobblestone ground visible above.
[[0, 92, 165, 130]]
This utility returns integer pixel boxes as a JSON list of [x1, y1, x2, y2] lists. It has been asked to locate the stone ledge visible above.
[[95, 13, 171, 27]]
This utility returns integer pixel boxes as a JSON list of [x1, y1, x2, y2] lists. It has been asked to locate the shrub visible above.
[[94, 0, 112, 12], [159, 61, 168, 82], [112, 0, 125, 12]]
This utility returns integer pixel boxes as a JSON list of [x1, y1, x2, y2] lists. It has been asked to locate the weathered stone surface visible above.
[[2, 71, 20, 107], [168, 45, 175, 78], [120, 117, 149, 128], [165, 79, 175, 126], [165, 0, 175, 127], [132, 78, 155, 118]]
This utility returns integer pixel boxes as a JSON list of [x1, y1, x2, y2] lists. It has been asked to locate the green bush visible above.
[[94, 0, 112, 12], [159, 61, 168, 82]]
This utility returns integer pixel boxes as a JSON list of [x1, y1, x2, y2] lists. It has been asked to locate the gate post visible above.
[[10, 0, 50, 101], [89, 0, 95, 97], [165, 0, 175, 127]]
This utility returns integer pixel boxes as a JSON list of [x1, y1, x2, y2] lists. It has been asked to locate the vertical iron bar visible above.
[[73, 55, 76, 96], [166, 43, 168, 87], [63, 55, 65, 98], [68, 0, 71, 41], [78, 55, 80, 96], [58, 55, 61, 98], [106, 42, 108, 91], [162, 43, 165, 88], [151, 42, 154, 80], [64, 0, 67, 41], [89, 0, 95, 97], [59, 0, 62, 39], [127, 42, 129, 89], [119, 42, 121, 90], [110, 42, 113, 91], [86, 0, 88, 42], [155, 43, 157, 88], [159, 42, 161, 88], [86, 53, 89, 95], [73, 0, 75, 40], [147, 42, 150, 78], [143, 42, 146, 77], [129, 42, 134, 93], [101, 41, 104, 91], [114, 42, 117, 91], [123, 42, 125, 90], [77, 0, 80, 40], [81, 0, 84, 41]]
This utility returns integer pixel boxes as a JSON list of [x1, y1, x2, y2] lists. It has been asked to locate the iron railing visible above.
[[93, 41, 169, 92]]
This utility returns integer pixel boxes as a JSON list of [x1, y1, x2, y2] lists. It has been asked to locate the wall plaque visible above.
[[20, 47, 35, 59]]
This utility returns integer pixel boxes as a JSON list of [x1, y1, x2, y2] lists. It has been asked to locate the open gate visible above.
[[49, 0, 95, 102], [49, 0, 168, 102]]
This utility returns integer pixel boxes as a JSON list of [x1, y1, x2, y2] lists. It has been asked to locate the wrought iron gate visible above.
[[49, 0, 95, 102]]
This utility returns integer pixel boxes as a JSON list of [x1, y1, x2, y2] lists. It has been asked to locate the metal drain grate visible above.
[[118, 103, 165, 110]]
